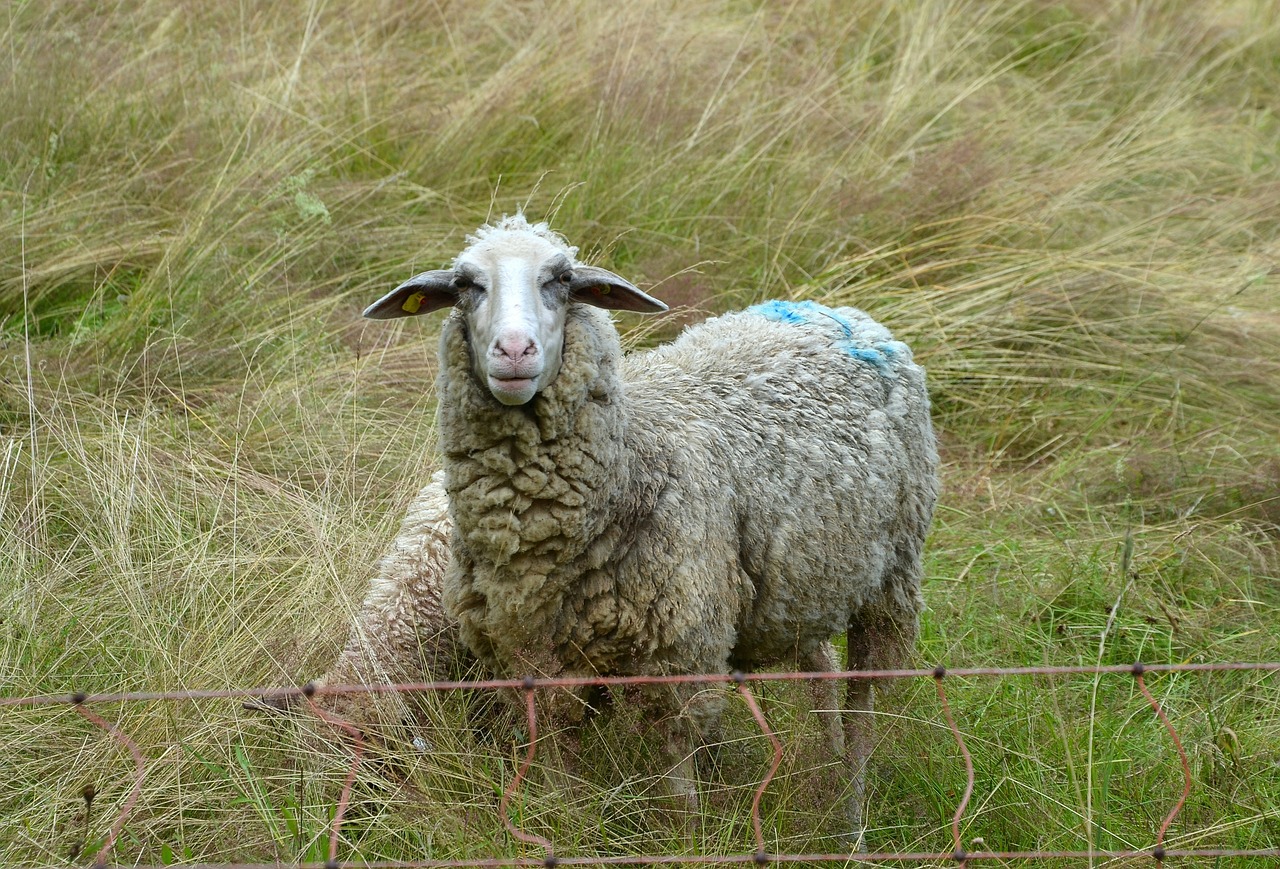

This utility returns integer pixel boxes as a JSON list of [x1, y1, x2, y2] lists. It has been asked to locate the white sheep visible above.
[[363, 215, 939, 842]]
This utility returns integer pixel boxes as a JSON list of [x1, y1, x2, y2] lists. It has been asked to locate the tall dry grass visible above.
[[3, 0, 1278, 863]]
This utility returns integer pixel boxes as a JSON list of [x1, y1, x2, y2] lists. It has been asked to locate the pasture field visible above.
[[2, 0, 1278, 864]]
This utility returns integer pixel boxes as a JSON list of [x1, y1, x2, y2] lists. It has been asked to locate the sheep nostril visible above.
[[494, 335, 538, 362]]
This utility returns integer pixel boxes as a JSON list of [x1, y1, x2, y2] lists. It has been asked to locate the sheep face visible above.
[[363, 216, 667, 405], [457, 231, 576, 406]]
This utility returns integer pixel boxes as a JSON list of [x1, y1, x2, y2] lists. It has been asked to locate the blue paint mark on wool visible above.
[[751, 299, 812, 326], [749, 300, 898, 375]]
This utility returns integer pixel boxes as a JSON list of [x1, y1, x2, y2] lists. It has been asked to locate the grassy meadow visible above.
[[3, 0, 1279, 864]]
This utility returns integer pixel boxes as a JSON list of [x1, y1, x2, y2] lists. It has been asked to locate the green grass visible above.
[[3, 0, 1279, 865]]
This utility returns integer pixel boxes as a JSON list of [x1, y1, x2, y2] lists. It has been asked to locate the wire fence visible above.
[[5, 661, 1280, 868]]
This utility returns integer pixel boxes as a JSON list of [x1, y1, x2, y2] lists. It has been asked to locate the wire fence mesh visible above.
[[4, 661, 1279, 868]]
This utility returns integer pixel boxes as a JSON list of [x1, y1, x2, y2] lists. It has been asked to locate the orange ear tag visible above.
[[401, 292, 426, 313]]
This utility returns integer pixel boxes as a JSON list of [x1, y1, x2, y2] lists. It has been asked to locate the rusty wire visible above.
[[29, 850, 1280, 869], [12, 660, 1280, 867], [498, 680, 555, 859], [734, 675, 784, 861], [6, 661, 1280, 709], [72, 704, 147, 866], [303, 692, 367, 865], [932, 668, 973, 868], [1132, 664, 1194, 868]]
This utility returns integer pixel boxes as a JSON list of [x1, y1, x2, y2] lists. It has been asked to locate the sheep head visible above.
[[364, 215, 666, 406]]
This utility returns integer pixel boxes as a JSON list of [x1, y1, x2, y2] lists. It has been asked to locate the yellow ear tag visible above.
[[401, 292, 426, 314], [596, 286, 610, 295]]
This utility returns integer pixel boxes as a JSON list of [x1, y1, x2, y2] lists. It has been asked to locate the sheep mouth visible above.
[[487, 375, 539, 405]]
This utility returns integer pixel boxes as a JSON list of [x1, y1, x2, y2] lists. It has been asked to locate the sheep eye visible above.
[[558, 271, 573, 285], [453, 275, 474, 290]]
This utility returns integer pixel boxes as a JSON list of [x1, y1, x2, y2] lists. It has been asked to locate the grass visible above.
[[2, 0, 1279, 865]]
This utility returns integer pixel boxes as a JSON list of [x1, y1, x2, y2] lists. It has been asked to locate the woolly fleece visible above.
[[438, 298, 938, 726]]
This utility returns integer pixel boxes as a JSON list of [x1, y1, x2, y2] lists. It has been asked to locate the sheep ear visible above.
[[363, 270, 458, 319], [568, 266, 668, 314]]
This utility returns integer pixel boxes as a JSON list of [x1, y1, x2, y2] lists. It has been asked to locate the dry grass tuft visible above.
[[3, 0, 1279, 862]]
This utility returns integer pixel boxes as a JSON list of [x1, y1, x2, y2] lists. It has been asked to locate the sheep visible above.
[[362, 214, 939, 842], [250, 473, 478, 733]]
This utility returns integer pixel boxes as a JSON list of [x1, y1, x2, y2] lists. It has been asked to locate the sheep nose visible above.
[[492, 332, 538, 361]]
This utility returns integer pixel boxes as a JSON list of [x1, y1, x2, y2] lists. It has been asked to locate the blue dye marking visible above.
[[845, 346, 888, 368], [750, 299, 812, 326], [749, 300, 898, 374]]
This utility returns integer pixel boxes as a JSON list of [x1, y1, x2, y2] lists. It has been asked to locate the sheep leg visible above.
[[660, 719, 702, 815], [844, 623, 876, 852], [641, 683, 716, 835], [803, 640, 846, 762]]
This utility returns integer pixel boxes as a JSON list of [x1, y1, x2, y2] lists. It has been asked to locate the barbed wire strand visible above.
[[733, 674, 784, 862], [73, 704, 146, 867], [8, 661, 1280, 710], [40, 846, 1280, 868], [932, 667, 974, 868], [1132, 663, 1193, 866], [497, 680, 555, 859], [303, 690, 366, 867], [18, 661, 1277, 867]]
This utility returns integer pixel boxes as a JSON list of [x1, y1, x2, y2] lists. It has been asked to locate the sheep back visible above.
[[633, 300, 937, 670]]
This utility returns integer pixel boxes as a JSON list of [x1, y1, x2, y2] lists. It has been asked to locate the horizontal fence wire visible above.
[[4, 661, 1279, 868], [6, 661, 1280, 709]]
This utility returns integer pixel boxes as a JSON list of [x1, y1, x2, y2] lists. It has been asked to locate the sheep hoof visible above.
[[847, 826, 868, 854]]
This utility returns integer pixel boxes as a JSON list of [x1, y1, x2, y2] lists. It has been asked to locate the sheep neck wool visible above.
[[437, 304, 640, 676]]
